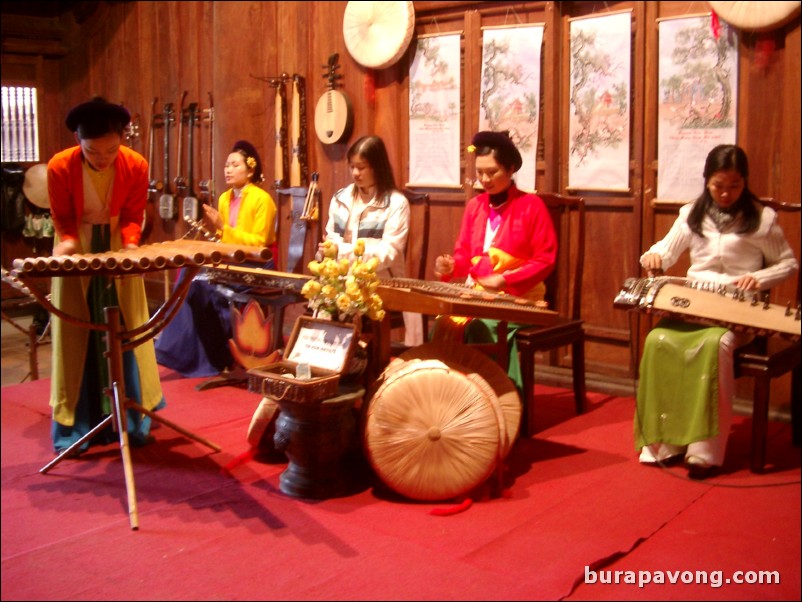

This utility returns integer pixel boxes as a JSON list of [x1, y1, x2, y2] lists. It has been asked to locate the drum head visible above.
[[396, 342, 522, 458], [23, 164, 49, 209], [363, 359, 501, 501], [342, 1, 415, 69]]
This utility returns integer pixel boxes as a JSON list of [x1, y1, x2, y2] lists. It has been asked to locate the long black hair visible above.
[[687, 144, 761, 236], [347, 136, 397, 201]]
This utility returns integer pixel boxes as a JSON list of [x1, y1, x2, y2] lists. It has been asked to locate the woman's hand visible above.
[[203, 204, 223, 231], [732, 274, 759, 291], [475, 272, 506, 292], [53, 239, 77, 256], [434, 254, 455, 277], [641, 253, 663, 277]]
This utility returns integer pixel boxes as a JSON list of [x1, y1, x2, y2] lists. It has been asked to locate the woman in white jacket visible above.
[[636, 144, 798, 479], [321, 135, 422, 346]]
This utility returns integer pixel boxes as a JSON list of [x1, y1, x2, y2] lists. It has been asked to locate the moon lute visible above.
[[314, 53, 353, 145]]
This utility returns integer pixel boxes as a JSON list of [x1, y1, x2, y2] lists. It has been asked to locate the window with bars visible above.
[[1, 86, 40, 163]]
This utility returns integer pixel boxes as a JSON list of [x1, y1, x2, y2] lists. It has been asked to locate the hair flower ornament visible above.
[[467, 144, 476, 153], [246, 156, 257, 169], [301, 239, 385, 323]]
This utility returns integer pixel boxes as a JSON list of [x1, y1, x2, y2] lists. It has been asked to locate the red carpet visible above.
[[2, 368, 800, 600]]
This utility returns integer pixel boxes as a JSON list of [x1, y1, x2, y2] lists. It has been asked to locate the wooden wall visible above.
[[2, 0, 800, 409]]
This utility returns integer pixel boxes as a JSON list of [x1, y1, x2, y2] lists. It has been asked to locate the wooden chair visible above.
[[389, 189, 430, 353], [515, 193, 587, 437], [734, 198, 801, 473]]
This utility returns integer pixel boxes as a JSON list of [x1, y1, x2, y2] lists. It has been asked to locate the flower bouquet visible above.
[[300, 239, 385, 324]]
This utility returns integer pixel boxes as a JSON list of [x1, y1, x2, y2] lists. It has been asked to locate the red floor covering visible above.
[[1, 367, 799, 601]]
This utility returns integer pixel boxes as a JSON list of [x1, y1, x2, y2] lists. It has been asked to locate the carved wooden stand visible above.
[[272, 386, 365, 499]]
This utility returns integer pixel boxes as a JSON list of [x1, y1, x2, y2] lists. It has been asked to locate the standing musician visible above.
[[47, 97, 166, 455], [155, 140, 278, 377], [432, 130, 558, 394], [320, 135, 423, 346], [636, 144, 798, 479]]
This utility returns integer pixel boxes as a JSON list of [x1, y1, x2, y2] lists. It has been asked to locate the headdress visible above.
[[470, 131, 523, 173], [65, 98, 130, 133], [232, 139, 264, 183]]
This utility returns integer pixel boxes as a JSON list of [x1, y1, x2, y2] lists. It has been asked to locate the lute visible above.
[[158, 102, 176, 220], [314, 53, 353, 145], [182, 102, 200, 222]]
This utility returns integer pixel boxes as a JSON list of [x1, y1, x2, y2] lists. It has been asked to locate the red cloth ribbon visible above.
[[364, 70, 376, 106], [755, 36, 776, 69], [711, 10, 721, 40]]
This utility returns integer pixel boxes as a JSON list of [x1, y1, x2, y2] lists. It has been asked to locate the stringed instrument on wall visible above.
[[158, 102, 176, 220], [142, 97, 161, 241], [198, 92, 215, 209], [182, 102, 200, 222], [314, 53, 353, 145]]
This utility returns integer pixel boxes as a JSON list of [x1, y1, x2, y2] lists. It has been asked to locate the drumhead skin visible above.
[[23, 164, 49, 209], [708, 1, 801, 31], [342, 0, 416, 69], [363, 359, 501, 501], [397, 342, 522, 458]]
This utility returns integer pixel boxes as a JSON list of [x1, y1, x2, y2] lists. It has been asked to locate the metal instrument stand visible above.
[[23, 266, 221, 530]]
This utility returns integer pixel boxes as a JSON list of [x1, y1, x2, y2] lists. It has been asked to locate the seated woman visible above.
[[432, 130, 558, 394], [155, 140, 277, 378], [320, 135, 423, 346], [635, 144, 798, 479]]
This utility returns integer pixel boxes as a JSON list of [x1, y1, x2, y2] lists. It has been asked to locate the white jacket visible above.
[[641, 201, 798, 290], [324, 183, 410, 279]]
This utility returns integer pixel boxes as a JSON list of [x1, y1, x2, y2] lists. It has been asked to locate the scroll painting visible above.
[[657, 15, 738, 203], [568, 12, 631, 191], [408, 33, 461, 187], [479, 24, 543, 192]]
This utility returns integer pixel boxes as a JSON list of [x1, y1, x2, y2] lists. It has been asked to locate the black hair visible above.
[[687, 144, 761, 236], [347, 136, 397, 201], [66, 96, 130, 140], [471, 130, 523, 173], [231, 139, 264, 183]]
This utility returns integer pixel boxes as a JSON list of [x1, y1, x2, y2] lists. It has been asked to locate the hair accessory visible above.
[[467, 145, 476, 153], [246, 157, 257, 169]]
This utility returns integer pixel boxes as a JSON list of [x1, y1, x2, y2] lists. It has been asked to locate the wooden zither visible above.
[[614, 276, 801, 341]]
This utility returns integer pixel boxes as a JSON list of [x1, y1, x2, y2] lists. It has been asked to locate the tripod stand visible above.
[[23, 265, 220, 530]]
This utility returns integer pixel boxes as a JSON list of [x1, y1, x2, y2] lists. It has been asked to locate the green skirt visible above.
[[635, 318, 727, 450]]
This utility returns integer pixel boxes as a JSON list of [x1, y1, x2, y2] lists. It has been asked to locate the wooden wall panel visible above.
[[1, 0, 799, 405]]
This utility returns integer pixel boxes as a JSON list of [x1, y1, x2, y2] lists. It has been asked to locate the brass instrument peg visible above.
[[785, 301, 792, 316], [795, 304, 801, 321], [763, 296, 770, 310], [751, 293, 759, 306]]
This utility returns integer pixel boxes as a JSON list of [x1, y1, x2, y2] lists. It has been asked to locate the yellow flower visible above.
[[467, 144, 476, 153], [365, 256, 380, 272], [335, 293, 352, 312], [321, 240, 338, 259], [301, 279, 322, 299], [304, 239, 385, 322], [367, 306, 385, 321]]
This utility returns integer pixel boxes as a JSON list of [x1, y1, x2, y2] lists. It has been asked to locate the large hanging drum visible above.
[[363, 359, 502, 501]]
